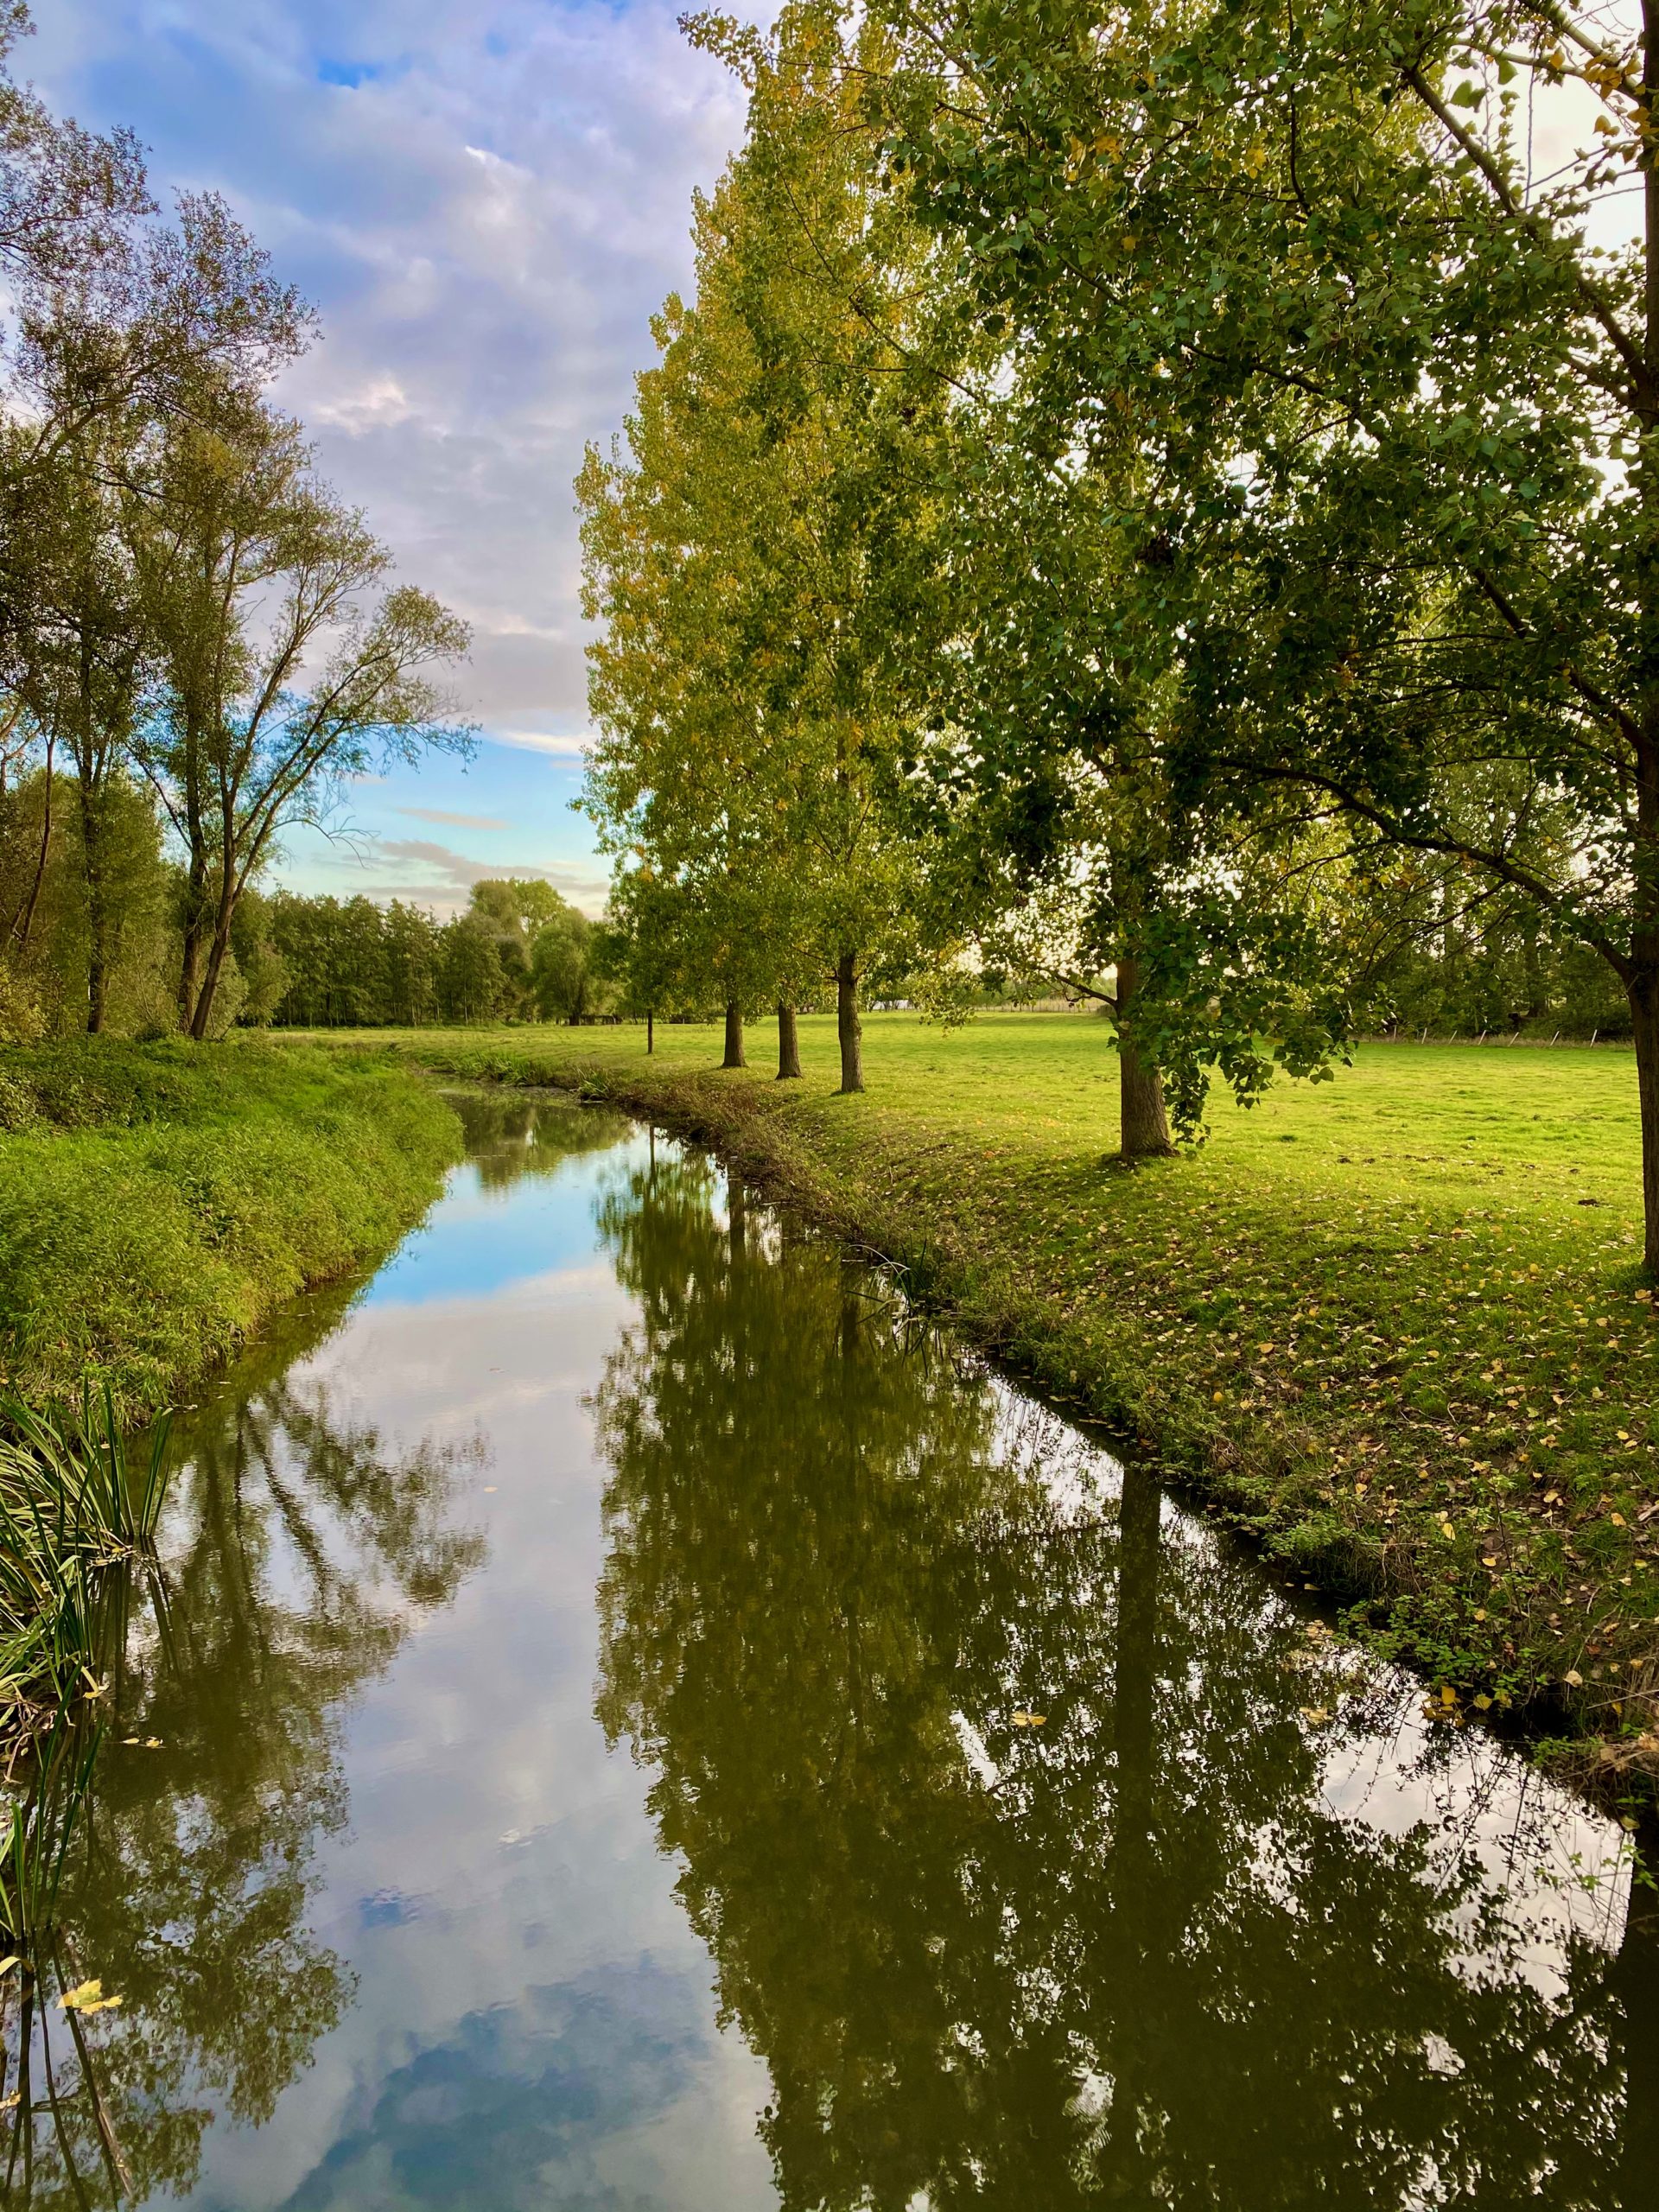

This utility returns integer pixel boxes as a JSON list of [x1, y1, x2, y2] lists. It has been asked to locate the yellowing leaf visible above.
[[59, 1980, 123, 2015], [1011, 1710, 1047, 1726], [1564, 1669, 1585, 1687]]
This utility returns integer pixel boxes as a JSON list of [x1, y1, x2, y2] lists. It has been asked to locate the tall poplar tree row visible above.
[[580, 2, 953, 1093]]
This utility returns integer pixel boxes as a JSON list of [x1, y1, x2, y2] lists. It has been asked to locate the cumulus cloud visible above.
[[367, 836, 608, 913], [29, 0, 765, 853]]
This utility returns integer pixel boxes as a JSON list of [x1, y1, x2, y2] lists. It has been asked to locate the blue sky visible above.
[[29, 1, 757, 912]]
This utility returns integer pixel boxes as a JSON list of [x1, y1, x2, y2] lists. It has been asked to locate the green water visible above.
[[3, 1092, 1655, 2208]]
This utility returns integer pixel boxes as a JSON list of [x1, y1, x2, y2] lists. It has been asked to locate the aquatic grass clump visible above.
[[0, 1389, 169, 1755]]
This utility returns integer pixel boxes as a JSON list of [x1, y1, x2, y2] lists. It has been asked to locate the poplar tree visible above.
[[582, 3, 951, 1094], [878, 0, 1659, 1264]]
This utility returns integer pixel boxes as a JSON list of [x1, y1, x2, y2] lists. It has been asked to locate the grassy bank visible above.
[[333, 1012, 1658, 1796], [0, 1038, 462, 1417]]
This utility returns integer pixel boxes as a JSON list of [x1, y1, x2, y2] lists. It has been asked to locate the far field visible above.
[[337, 1010, 1659, 1792]]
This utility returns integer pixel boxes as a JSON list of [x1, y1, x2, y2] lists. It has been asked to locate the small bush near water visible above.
[[0, 1037, 463, 1417]]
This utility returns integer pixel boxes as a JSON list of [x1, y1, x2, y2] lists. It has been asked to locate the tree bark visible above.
[[1632, 970, 1659, 1276], [188, 855, 238, 1041], [75, 774, 108, 1034], [1116, 954, 1174, 1160], [721, 999, 746, 1069], [646, 1009, 654, 1056], [777, 1001, 802, 1080], [836, 953, 864, 1094], [12, 732, 53, 955]]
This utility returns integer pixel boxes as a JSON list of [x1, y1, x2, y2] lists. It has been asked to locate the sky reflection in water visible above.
[[6, 1090, 1654, 2209]]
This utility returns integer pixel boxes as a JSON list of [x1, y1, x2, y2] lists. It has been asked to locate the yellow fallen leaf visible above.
[[59, 1980, 123, 2015], [1565, 1669, 1585, 1688], [1473, 1694, 1493, 1711], [1440, 1685, 1459, 1707], [143, 1738, 163, 1750], [1011, 1711, 1047, 1726]]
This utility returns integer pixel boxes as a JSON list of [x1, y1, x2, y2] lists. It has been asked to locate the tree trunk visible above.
[[177, 845, 208, 1033], [646, 1009, 654, 1056], [721, 999, 746, 1069], [188, 868, 238, 1041], [13, 732, 53, 955], [777, 1001, 802, 1080], [75, 776, 108, 1035], [1633, 970, 1659, 1276], [836, 953, 864, 1094], [1116, 954, 1174, 1160]]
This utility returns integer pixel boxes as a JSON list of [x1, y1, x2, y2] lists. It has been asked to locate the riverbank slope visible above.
[[0, 1039, 462, 1416], [340, 1013, 1657, 1796]]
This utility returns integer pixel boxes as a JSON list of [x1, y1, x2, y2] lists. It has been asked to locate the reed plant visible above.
[[0, 1388, 169, 1756]]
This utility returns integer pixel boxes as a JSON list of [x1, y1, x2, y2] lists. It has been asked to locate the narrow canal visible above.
[[10, 1090, 1657, 2208]]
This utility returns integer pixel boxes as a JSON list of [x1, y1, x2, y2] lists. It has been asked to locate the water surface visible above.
[[5, 1092, 1656, 2208]]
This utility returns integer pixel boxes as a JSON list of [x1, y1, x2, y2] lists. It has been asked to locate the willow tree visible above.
[[878, 0, 1659, 1267], [582, 2, 952, 1094]]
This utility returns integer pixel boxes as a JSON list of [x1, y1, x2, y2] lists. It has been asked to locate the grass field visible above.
[[340, 1010, 1659, 1798], [0, 1037, 462, 1416]]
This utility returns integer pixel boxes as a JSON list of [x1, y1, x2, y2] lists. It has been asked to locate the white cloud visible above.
[[29, 0, 767, 840], [487, 728, 590, 758], [356, 835, 610, 914], [394, 804, 510, 831]]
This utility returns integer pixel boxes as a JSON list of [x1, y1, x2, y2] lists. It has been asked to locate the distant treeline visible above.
[[261, 880, 615, 1029]]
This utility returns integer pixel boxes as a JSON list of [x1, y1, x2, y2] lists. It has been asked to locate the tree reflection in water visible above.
[[593, 1153, 1658, 2211], [0, 1281, 486, 2209]]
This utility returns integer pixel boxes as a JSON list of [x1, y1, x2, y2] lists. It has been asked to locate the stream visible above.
[[6, 1087, 1656, 2209]]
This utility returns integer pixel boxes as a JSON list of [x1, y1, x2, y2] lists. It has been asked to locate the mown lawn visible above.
[[326, 1011, 1658, 1796]]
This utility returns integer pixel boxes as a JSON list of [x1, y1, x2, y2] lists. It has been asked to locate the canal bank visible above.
[[7, 1088, 1656, 2205], [353, 1019, 1659, 1805]]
